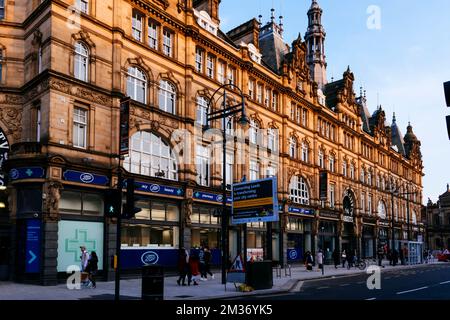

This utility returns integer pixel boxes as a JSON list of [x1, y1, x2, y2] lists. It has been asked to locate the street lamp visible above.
[[321, 225, 325, 276], [205, 83, 249, 285]]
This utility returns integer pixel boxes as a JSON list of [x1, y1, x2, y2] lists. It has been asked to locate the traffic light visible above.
[[123, 178, 142, 220], [104, 188, 121, 217]]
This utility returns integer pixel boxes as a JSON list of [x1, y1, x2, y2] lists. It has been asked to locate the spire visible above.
[[270, 8, 275, 23], [305, 0, 327, 89], [392, 112, 396, 124]]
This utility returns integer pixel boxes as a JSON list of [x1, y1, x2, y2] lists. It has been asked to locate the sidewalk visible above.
[[0, 260, 444, 300]]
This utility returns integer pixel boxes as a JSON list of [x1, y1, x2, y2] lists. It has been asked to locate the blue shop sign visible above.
[[194, 191, 232, 204], [9, 167, 45, 180], [120, 248, 221, 269], [287, 248, 303, 262], [63, 170, 109, 186], [25, 219, 41, 273], [130, 180, 184, 197], [288, 207, 315, 215]]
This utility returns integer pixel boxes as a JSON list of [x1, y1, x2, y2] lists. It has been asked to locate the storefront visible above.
[[362, 224, 375, 258], [318, 220, 338, 263], [287, 207, 315, 262]]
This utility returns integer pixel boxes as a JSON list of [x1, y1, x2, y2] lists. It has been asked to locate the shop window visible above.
[[167, 204, 179, 222], [122, 224, 178, 248], [134, 200, 150, 220], [59, 191, 103, 215], [17, 187, 42, 214], [151, 202, 166, 221]]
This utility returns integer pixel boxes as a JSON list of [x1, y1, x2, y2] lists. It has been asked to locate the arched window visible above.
[[74, 42, 89, 82], [127, 67, 147, 104], [249, 119, 259, 144], [377, 200, 386, 219], [196, 96, 208, 126], [301, 142, 309, 162], [123, 131, 178, 181], [350, 163, 355, 180], [159, 80, 176, 114], [367, 171, 372, 186], [289, 176, 310, 205], [289, 137, 297, 158], [360, 167, 365, 183], [318, 149, 324, 168], [342, 160, 347, 177]]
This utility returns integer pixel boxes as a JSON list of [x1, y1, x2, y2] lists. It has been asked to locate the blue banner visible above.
[[25, 220, 41, 273], [193, 191, 232, 204], [9, 167, 45, 181], [63, 170, 109, 186], [288, 207, 315, 215], [120, 248, 221, 269], [287, 248, 303, 262], [130, 181, 184, 197]]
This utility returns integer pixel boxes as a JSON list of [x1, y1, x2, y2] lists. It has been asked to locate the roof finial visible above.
[[360, 86, 363, 97], [270, 8, 275, 23], [393, 112, 396, 123], [364, 90, 367, 99]]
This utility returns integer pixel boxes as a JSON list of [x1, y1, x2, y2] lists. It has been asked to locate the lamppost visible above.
[[205, 83, 248, 285], [321, 225, 325, 276]]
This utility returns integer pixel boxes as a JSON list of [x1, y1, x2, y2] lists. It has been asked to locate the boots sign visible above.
[[0, 128, 9, 187]]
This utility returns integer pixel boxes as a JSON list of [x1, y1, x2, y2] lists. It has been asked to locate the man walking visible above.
[[377, 246, 385, 267]]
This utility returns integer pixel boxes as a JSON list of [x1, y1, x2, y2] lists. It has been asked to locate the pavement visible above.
[[0, 259, 445, 300]]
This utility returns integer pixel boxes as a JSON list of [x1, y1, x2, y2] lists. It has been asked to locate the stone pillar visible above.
[[105, 221, 117, 281], [182, 189, 194, 250]]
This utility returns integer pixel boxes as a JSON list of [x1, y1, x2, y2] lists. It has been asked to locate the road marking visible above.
[[290, 281, 304, 292], [317, 286, 330, 290], [366, 297, 377, 301], [339, 284, 350, 287], [440, 281, 450, 285], [396, 287, 429, 295]]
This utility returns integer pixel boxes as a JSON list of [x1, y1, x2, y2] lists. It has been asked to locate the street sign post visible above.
[[231, 177, 279, 225]]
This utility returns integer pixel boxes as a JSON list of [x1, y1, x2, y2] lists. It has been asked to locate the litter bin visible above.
[[142, 265, 164, 300], [246, 260, 273, 290]]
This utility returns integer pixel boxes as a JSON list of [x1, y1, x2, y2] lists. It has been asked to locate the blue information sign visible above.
[[9, 167, 45, 181], [193, 191, 232, 204], [288, 207, 315, 215], [129, 180, 184, 197], [63, 170, 109, 186], [25, 219, 41, 273], [231, 177, 279, 224]]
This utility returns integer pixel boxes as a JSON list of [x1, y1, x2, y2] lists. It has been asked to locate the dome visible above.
[[404, 123, 418, 142], [310, 0, 321, 10]]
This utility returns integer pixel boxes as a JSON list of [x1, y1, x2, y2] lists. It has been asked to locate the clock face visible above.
[[0, 128, 9, 186]]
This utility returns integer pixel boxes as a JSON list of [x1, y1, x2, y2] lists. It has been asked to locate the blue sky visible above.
[[220, 0, 450, 204]]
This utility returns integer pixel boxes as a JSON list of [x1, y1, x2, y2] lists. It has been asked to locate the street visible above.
[[233, 264, 450, 300]]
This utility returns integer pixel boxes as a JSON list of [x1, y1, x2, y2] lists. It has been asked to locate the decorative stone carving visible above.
[[45, 181, 63, 220], [183, 198, 193, 227], [0, 107, 22, 140], [48, 78, 112, 106]]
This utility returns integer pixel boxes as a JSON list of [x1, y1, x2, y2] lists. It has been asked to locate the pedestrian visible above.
[[188, 251, 200, 285], [176, 247, 189, 286], [392, 249, 398, 266], [341, 250, 347, 268], [332, 249, 340, 269], [86, 251, 98, 288], [387, 249, 392, 265], [377, 246, 385, 267], [305, 251, 313, 271], [79, 246, 89, 272], [347, 250, 353, 269], [199, 246, 207, 281], [316, 249, 324, 272], [399, 246, 404, 265], [403, 245, 409, 265], [203, 246, 214, 279]]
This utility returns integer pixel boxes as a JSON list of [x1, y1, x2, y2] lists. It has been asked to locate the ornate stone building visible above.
[[0, 0, 424, 284], [423, 185, 450, 251]]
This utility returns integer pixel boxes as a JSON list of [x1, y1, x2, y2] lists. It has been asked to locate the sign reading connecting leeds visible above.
[[231, 177, 278, 224]]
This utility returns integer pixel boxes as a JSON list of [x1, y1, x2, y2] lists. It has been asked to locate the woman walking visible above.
[[86, 251, 98, 288], [176, 247, 189, 286]]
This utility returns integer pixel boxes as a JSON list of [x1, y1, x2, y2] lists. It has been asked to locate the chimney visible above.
[[193, 0, 220, 25]]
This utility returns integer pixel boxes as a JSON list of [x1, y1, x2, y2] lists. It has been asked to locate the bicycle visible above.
[[352, 258, 367, 270]]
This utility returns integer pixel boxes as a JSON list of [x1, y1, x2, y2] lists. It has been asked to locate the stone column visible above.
[[41, 181, 63, 286], [105, 220, 117, 281], [182, 188, 194, 250]]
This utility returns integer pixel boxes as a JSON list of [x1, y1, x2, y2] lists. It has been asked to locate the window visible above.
[[224, 116, 233, 136], [158, 80, 176, 114], [376, 175, 380, 189], [206, 54, 214, 78], [36, 107, 41, 142], [74, 42, 89, 82], [296, 106, 301, 123], [132, 10, 143, 41], [226, 153, 234, 187], [342, 161, 347, 177], [329, 184, 335, 208], [381, 177, 386, 190], [127, 67, 147, 104], [38, 46, 43, 73], [76, 0, 89, 14], [318, 149, 324, 168], [350, 164, 355, 180], [329, 155, 335, 173], [248, 79, 254, 100], [196, 145, 210, 186], [126, 132, 178, 180], [148, 20, 159, 49], [360, 167, 365, 183], [289, 103, 295, 121], [59, 191, 103, 215], [289, 137, 297, 158], [367, 172, 372, 186], [267, 128, 275, 151], [163, 29, 173, 57], [378, 201, 386, 219], [361, 192, 366, 213], [73, 107, 87, 148], [249, 119, 259, 144], [289, 176, 310, 205], [0, 0, 4, 19], [249, 160, 259, 181], [302, 109, 308, 127], [227, 67, 235, 85], [266, 165, 276, 177], [301, 142, 309, 162], [196, 96, 208, 126], [272, 92, 278, 111], [217, 61, 225, 84], [368, 195, 372, 215], [195, 47, 203, 73], [122, 224, 179, 248], [257, 83, 263, 104], [264, 88, 270, 107]]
